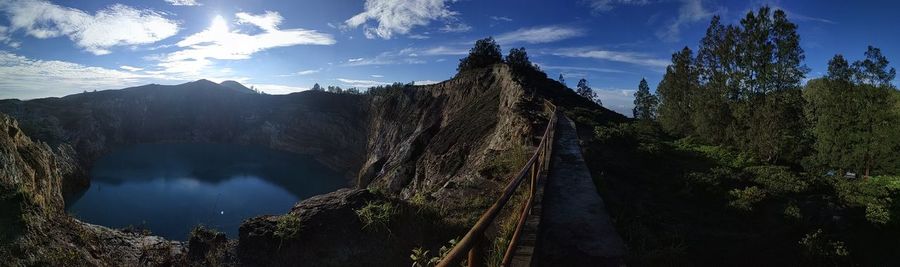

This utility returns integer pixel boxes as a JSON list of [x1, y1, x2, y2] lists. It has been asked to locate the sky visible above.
[[0, 0, 897, 116]]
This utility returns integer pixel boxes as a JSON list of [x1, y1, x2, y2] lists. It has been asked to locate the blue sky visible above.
[[0, 0, 897, 115]]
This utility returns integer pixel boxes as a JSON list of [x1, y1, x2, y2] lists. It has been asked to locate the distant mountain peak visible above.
[[219, 80, 255, 94]]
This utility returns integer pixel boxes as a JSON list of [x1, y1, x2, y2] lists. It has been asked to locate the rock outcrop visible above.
[[0, 113, 183, 266], [359, 65, 538, 203]]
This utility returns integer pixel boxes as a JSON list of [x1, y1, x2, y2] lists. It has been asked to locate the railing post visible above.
[[468, 234, 484, 267]]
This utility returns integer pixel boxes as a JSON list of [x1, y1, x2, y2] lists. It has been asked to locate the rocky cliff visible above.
[[0, 113, 183, 266]]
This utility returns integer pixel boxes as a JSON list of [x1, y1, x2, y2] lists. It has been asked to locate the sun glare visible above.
[[210, 15, 228, 33]]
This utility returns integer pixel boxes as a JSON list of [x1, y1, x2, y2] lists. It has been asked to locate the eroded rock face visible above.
[[359, 65, 538, 204], [0, 113, 184, 266]]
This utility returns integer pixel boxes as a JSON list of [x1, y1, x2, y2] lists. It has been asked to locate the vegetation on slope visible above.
[[570, 6, 900, 266]]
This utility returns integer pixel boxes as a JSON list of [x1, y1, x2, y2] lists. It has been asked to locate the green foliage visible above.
[[480, 145, 529, 180], [745, 165, 808, 194], [410, 247, 431, 267], [784, 202, 802, 219], [458, 37, 502, 72], [632, 78, 658, 120], [575, 78, 598, 105], [657, 47, 696, 136], [728, 186, 767, 211], [798, 229, 850, 263], [274, 215, 301, 240], [355, 201, 397, 230]]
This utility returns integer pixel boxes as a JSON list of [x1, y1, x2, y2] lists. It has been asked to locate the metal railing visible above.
[[437, 103, 558, 267]]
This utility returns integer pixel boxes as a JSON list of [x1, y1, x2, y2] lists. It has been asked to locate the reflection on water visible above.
[[65, 143, 345, 240]]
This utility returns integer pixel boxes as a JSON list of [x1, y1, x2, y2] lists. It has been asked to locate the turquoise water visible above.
[[65, 143, 345, 240]]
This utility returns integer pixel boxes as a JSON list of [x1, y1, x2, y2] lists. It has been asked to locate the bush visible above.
[[745, 165, 809, 194], [798, 229, 850, 262], [355, 201, 397, 230], [457, 37, 502, 72], [274, 215, 301, 240], [728, 186, 767, 211]]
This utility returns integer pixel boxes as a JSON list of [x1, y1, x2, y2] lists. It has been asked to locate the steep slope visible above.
[[360, 65, 538, 202], [219, 80, 255, 94]]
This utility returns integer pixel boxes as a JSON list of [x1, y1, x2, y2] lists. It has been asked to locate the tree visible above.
[[458, 37, 502, 72], [807, 49, 899, 177], [558, 74, 566, 87], [576, 78, 598, 105], [657, 47, 697, 136], [327, 86, 343, 93], [632, 78, 658, 120], [311, 83, 322, 91], [852, 46, 897, 87], [693, 16, 737, 143], [505, 47, 530, 69]]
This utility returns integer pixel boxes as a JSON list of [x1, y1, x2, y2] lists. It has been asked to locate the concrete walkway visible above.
[[535, 114, 625, 266]]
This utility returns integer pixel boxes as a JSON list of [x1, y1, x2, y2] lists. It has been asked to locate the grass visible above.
[[355, 201, 397, 231]]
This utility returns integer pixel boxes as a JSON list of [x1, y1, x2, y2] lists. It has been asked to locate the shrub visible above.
[[728, 186, 767, 211], [798, 229, 850, 262], [745, 165, 809, 194], [274, 215, 301, 240], [355, 201, 397, 230]]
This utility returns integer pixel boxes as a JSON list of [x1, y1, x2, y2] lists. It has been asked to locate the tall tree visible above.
[[657, 47, 698, 136], [852, 46, 897, 87], [693, 16, 738, 143], [458, 37, 502, 72], [311, 83, 322, 91], [850, 46, 898, 177], [632, 78, 658, 120], [806, 55, 857, 173], [558, 74, 566, 87], [576, 78, 598, 105]]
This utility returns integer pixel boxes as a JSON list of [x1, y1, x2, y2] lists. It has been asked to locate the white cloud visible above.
[[595, 88, 637, 116], [295, 69, 320, 75], [414, 80, 441, 85], [440, 23, 472, 33], [421, 46, 468, 56], [656, 0, 716, 42], [586, 0, 652, 12], [155, 11, 335, 74], [120, 65, 144, 72], [250, 83, 309, 94], [337, 78, 391, 88], [370, 74, 384, 78], [490, 16, 513, 22], [495, 26, 585, 44], [164, 0, 201, 6], [343, 49, 426, 66], [0, 0, 179, 55], [0, 51, 171, 99], [408, 34, 430, 39], [542, 65, 626, 74], [553, 48, 669, 69], [344, 0, 459, 39]]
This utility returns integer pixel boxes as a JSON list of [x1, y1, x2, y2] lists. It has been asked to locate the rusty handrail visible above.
[[437, 102, 557, 267]]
